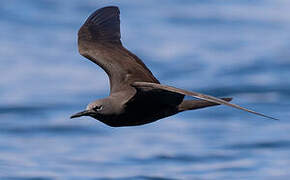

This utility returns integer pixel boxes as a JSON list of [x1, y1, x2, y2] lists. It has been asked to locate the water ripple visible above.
[[0, 125, 104, 136], [1, 177, 53, 180], [95, 176, 177, 180], [129, 153, 241, 164], [227, 140, 290, 150]]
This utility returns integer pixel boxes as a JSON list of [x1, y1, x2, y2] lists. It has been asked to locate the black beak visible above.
[[70, 110, 90, 119]]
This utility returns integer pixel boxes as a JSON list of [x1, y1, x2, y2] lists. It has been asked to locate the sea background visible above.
[[0, 0, 290, 179]]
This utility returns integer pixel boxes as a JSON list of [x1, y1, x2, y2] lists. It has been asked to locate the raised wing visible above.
[[78, 6, 159, 94], [131, 82, 278, 120]]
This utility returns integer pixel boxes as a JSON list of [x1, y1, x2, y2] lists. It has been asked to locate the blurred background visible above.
[[0, 0, 289, 179]]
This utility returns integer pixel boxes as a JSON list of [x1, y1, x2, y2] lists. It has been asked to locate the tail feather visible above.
[[178, 97, 233, 112]]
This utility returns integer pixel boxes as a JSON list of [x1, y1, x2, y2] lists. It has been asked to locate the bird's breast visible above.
[[98, 105, 179, 127]]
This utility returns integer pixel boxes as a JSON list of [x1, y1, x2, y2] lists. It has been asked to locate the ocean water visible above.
[[0, 0, 289, 179]]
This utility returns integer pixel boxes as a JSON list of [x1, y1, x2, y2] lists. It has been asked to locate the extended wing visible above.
[[131, 82, 278, 120], [78, 6, 159, 94]]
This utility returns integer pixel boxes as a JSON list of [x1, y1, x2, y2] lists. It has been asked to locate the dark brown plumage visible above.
[[70, 6, 277, 127]]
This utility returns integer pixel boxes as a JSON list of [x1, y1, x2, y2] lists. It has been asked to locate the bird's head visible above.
[[70, 99, 106, 120]]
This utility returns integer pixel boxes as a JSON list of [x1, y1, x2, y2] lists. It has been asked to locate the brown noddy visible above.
[[70, 6, 277, 127]]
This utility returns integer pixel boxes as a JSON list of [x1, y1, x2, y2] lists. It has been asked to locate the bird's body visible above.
[[81, 88, 232, 127], [71, 6, 277, 127]]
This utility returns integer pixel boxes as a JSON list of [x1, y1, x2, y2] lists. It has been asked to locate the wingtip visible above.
[[269, 116, 279, 121], [96, 6, 120, 14], [246, 109, 279, 121], [103, 6, 120, 10], [85, 6, 120, 24]]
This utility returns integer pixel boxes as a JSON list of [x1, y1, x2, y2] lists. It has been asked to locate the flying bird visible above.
[[70, 6, 277, 127]]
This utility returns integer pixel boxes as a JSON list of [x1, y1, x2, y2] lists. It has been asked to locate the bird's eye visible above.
[[94, 105, 103, 111]]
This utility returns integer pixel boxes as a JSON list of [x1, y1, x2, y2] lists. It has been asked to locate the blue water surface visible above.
[[0, 0, 289, 179]]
